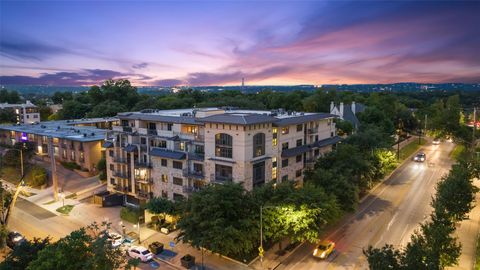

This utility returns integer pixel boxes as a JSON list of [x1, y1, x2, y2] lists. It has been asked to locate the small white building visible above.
[[0, 100, 40, 124]]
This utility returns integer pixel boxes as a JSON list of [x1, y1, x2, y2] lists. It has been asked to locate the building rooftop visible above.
[[0, 117, 117, 142], [118, 108, 336, 126], [0, 100, 37, 109]]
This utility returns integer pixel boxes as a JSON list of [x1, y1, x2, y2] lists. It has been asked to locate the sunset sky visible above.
[[0, 1, 479, 86]]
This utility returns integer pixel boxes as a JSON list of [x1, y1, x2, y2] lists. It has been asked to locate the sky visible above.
[[0, 0, 479, 86]]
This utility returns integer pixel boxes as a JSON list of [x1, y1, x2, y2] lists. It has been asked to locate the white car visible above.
[[432, 138, 441, 145], [106, 231, 124, 248], [127, 246, 154, 262]]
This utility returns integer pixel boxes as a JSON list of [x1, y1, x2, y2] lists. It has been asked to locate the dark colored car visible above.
[[7, 231, 26, 249]]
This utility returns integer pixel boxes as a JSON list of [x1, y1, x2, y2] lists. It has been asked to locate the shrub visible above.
[[60, 161, 81, 170], [120, 207, 144, 224], [27, 166, 47, 187]]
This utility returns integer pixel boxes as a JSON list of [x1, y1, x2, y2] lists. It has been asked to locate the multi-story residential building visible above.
[[0, 100, 40, 124], [104, 108, 340, 204], [330, 101, 366, 130], [0, 117, 118, 173]]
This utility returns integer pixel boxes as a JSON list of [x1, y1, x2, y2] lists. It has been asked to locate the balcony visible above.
[[307, 127, 318, 134], [113, 185, 130, 193], [134, 161, 151, 168], [182, 169, 204, 179], [114, 157, 128, 164], [136, 190, 152, 200], [135, 177, 153, 184], [113, 171, 129, 179], [123, 126, 133, 132], [183, 186, 202, 193], [210, 173, 233, 184], [147, 129, 157, 135]]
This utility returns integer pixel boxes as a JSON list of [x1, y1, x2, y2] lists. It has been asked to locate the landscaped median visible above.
[[56, 205, 74, 215]]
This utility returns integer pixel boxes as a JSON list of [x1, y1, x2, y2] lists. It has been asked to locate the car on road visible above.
[[106, 231, 124, 248], [313, 240, 335, 259], [413, 152, 426, 162], [7, 231, 26, 249], [127, 246, 154, 262], [432, 138, 441, 145]]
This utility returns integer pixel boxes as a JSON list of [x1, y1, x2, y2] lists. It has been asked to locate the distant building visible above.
[[0, 101, 40, 124], [49, 104, 63, 114], [0, 117, 118, 173], [104, 107, 340, 204], [330, 101, 366, 130]]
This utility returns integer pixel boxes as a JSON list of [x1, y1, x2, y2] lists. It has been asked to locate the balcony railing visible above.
[[113, 185, 130, 193], [114, 157, 128, 164], [123, 126, 132, 133], [183, 169, 204, 179], [113, 171, 129, 179], [307, 127, 318, 134], [147, 129, 157, 135], [135, 177, 153, 184], [210, 173, 233, 184], [134, 161, 151, 168], [183, 186, 203, 193], [136, 190, 152, 200]]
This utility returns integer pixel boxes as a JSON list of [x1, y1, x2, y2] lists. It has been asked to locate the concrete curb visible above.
[[153, 257, 183, 270]]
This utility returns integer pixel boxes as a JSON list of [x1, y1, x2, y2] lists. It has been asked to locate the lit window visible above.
[[281, 127, 289, 135], [253, 133, 265, 157]]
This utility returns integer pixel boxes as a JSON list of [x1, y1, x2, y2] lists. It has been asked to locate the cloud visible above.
[[0, 38, 72, 61], [0, 69, 152, 86], [132, 62, 149, 69], [152, 79, 184, 87]]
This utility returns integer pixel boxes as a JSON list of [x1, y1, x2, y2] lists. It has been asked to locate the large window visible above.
[[253, 133, 265, 157], [253, 161, 265, 187], [272, 128, 278, 146], [173, 161, 183, 169], [215, 164, 233, 182], [215, 133, 233, 158]]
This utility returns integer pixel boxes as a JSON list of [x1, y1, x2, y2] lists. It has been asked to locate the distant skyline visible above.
[[1, 1, 479, 86]]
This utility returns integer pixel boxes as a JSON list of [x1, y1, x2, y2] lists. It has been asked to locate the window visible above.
[[253, 161, 265, 187], [161, 190, 168, 198], [272, 157, 277, 168], [296, 169, 302, 178], [314, 149, 320, 156], [272, 167, 277, 181], [215, 164, 232, 182], [186, 126, 197, 134], [161, 174, 168, 183], [215, 133, 233, 158], [62, 149, 67, 159], [167, 123, 173, 131], [296, 155, 302, 163], [173, 177, 183, 186], [121, 120, 128, 127], [140, 137, 146, 145], [173, 193, 184, 201], [331, 131, 334, 137], [296, 124, 303, 132], [282, 142, 289, 150], [148, 122, 156, 130], [110, 178, 116, 185], [109, 150, 114, 157], [161, 159, 167, 167], [109, 164, 114, 171], [193, 163, 203, 173], [79, 152, 84, 162], [282, 175, 288, 182], [195, 145, 204, 155], [272, 128, 278, 146], [253, 133, 265, 157], [281, 127, 289, 135], [173, 161, 183, 169], [282, 158, 289, 167], [296, 139, 302, 147], [71, 151, 75, 161], [315, 135, 319, 142]]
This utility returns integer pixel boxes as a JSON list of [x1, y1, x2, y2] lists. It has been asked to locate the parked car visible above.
[[413, 152, 426, 162], [432, 138, 441, 145], [106, 231, 124, 248], [7, 231, 26, 249], [313, 240, 335, 259], [127, 246, 154, 262]]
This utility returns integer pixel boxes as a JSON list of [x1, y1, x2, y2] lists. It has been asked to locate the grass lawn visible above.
[[56, 205, 75, 215], [0, 166, 22, 185], [450, 144, 467, 161], [399, 138, 426, 161]]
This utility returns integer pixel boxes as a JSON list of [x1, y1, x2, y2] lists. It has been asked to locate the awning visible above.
[[150, 148, 186, 160], [123, 144, 137, 153], [281, 136, 342, 158], [102, 141, 114, 148]]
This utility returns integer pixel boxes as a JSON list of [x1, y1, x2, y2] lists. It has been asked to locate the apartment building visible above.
[[0, 117, 118, 173], [105, 108, 339, 204], [0, 100, 40, 124]]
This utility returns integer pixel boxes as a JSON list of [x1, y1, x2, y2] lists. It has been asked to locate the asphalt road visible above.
[[277, 141, 455, 270]]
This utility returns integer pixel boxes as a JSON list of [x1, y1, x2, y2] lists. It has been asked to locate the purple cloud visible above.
[[132, 62, 149, 69]]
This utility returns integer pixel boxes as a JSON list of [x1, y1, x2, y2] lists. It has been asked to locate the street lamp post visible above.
[[60, 192, 65, 207], [134, 221, 141, 244]]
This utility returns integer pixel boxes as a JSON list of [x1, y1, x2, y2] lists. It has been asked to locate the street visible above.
[[277, 141, 456, 270]]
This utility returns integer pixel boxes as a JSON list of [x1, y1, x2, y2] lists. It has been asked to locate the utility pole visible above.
[[19, 148, 24, 178], [424, 114, 428, 137], [48, 137, 59, 201]]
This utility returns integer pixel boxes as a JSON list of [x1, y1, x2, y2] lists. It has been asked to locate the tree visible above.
[[145, 197, 177, 220], [0, 89, 20, 104], [97, 157, 106, 181], [363, 245, 402, 270], [335, 119, 353, 136], [0, 185, 13, 248], [0, 237, 51, 270], [26, 222, 125, 270], [176, 183, 259, 260]]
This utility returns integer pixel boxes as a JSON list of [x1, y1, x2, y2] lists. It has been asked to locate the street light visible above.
[[59, 192, 65, 207]]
